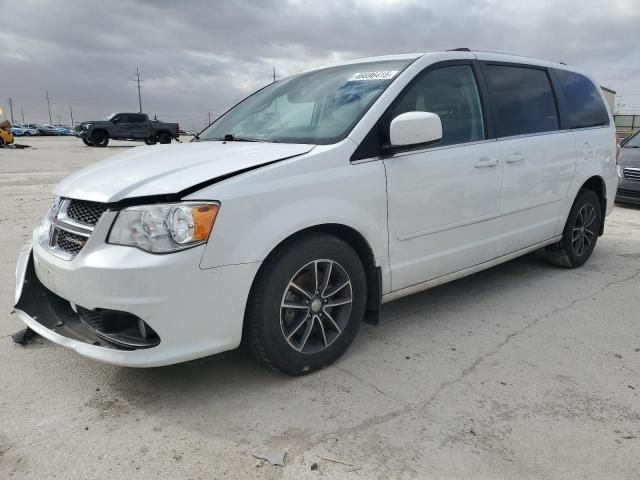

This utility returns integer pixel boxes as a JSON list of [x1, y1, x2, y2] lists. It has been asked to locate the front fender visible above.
[[190, 146, 389, 286]]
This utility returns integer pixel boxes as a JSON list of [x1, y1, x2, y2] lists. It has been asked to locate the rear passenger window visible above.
[[553, 69, 610, 129], [485, 65, 559, 137], [391, 65, 485, 147]]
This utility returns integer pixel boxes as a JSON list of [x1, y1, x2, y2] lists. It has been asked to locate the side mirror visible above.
[[389, 111, 442, 147]]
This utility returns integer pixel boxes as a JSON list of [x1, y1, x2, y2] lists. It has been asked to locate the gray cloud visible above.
[[2, 0, 639, 129]]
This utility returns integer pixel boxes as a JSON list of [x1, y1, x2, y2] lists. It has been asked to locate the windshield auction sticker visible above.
[[349, 71, 399, 81]]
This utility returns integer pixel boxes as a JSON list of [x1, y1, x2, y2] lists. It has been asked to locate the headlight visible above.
[[38, 197, 60, 245], [108, 202, 219, 253]]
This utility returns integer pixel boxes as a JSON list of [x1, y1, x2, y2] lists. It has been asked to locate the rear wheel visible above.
[[245, 233, 367, 375], [545, 190, 602, 268], [157, 131, 171, 144], [90, 131, 109, 147]]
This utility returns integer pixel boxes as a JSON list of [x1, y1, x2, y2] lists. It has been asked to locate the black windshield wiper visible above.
[[199, 134, 279, 143], [223, 134, 260, 142]]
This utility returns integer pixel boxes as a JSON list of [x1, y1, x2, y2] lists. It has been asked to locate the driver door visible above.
[[384, 62, 502, 291], [111, 114, 132, 138]]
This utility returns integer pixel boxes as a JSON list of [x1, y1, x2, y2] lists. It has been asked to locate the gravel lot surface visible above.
[[1, 137, 639, 479]]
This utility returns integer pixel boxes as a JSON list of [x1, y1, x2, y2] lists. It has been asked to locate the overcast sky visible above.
[[2, 0, 639, 129]]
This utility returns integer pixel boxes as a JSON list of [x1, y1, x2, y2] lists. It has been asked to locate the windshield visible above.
[[623, 132, 640, 148], [104, 113, 116, 121], [198, 59, 414, 145]]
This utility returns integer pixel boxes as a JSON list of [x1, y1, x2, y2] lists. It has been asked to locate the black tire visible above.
[[90, 131, 109, 147], [0, 138, 4, 148], [245, 233, 367, 375], [82, 138, 93, 146], [157, 131, 171, 144], [545, 190, 602, 268], [144, 137, 158, 145]]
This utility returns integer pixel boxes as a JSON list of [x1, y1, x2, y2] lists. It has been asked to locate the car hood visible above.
[[620, 147, 640, 168], [55, 141, 315, 203], [78, 121, 110, 128]]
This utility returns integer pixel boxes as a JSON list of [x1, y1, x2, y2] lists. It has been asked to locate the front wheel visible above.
[[245, 233, 367, 375], [90, 131, 109, 147], [144, 137, 158, 145], [546, 190, 602, 268], [82, 138, 93, 146]]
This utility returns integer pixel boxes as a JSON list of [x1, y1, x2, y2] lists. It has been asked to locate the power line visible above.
[[8, 97, 14, 123], [135, 67, 143, 113], [46, 90, 52, 124]]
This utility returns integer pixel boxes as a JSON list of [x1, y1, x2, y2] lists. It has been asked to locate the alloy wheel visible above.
[[280, 259, 352, 354], [572, 204, 597, 256]]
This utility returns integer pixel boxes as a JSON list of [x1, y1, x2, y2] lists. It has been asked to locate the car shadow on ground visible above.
[[108, 251, 554, 403]]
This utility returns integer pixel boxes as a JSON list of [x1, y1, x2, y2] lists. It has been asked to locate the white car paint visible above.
[[55, 141, 315, 203], [14, 50, 617, 367]]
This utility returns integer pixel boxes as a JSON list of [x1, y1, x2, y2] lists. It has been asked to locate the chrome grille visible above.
[[41, 198, 109, 259], [53, 229, 87, 255], [66, 199, 108, 226], [623, 168, 640, 182]]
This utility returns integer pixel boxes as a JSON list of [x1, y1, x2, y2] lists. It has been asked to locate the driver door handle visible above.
[[474, 158, 498, 168]]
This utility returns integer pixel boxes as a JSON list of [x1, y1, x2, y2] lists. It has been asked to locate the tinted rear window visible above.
[[553, 69, 610, 129], [485, 65, 559, 137]]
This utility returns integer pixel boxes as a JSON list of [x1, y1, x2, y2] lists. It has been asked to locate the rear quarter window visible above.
[[553, 69, 610, 129], [485, 65, 559, 138]]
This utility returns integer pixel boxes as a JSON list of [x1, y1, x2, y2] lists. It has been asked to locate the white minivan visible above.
[[14, 50, 618, 374]]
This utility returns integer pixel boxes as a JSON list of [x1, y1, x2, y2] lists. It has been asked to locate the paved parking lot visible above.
[[1, 137, 639, 479]]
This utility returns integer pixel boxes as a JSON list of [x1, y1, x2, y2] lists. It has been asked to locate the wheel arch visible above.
[[90, 128, 109, 137], [247, 223, 382, 326], [579, 175, 606, 236]]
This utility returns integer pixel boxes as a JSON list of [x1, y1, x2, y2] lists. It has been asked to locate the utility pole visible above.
[[46, 90, 52, 124], [135, 67, 143, 113], [8, 98, 14, 123], [21, 105, 25, 124], [272, 66, 278, 83], [208, 111, 211, 126], [69, 106, 74, 126]]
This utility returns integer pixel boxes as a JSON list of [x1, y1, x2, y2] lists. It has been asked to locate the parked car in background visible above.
[[0, 120, 15, 146], [75, 113, 180, 147], [51, 125, 74, 136], [11, 124, 39, 136], [23, 124, 59, 136], [14, 51, 617, 374], [615, 131, 640, 205]]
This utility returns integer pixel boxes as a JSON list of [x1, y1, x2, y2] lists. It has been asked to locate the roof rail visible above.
[[471, 49, 568, 65], [447, 47, 471, 52]]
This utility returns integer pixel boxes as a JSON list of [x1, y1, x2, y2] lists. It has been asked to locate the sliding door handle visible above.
[[474, 158, 498, 168]]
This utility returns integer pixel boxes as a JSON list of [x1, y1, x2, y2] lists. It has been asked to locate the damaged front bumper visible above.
[[13, 238, 261, 367]]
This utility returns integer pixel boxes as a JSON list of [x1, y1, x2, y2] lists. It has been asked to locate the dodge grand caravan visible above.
[[14, 50, 618, 375]]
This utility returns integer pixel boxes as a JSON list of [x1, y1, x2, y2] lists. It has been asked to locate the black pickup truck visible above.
[[75, 113, 179, 147]]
